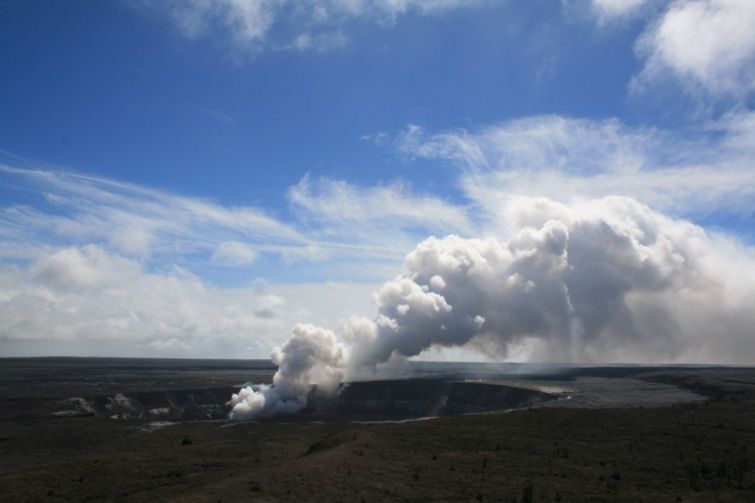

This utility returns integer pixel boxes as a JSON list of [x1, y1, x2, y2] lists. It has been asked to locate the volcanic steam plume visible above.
[[229, 196, 755, 419]]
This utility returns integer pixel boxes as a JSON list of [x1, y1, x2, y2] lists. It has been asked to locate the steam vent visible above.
[[81, 379, 556, 422]]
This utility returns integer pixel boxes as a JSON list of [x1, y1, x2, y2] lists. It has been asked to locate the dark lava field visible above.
[[1, 358, 755, 502]]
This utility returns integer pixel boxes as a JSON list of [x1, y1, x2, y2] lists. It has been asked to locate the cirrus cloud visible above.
[[142, 0, 491, 55]]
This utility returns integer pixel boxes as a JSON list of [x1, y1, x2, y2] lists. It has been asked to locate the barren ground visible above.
[[1, 358, 754, 502]]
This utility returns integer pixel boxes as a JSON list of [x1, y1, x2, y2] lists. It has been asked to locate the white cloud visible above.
[[148, 0, 490, 54], [589, 0, 651, 23], [32, 245, 143, 291], [171, 0, 278, 42], [289, 175, 472, 235], [387, 114, 755, 226], [0, 244, 377, 357], [4, 110, 755, 359], [1, 245, 281, 356], [0, 165, 440, 276], [287, 30, 347, 52], [578, 0, 755, 103], [634, 0, 755, 100], [0, 166, 462, 358], [211, 240, 258, 266], [0, 165, 305, 261], [109, 225, 153, 258]]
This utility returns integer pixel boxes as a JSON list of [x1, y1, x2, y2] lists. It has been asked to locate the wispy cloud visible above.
[[381, 114, 755, 230], [0, 163, 475, 279], [142, 0, 490, 56], [586, 0, 653, 24], [289, 174, 473, 236], [0, 165, 307, 262]]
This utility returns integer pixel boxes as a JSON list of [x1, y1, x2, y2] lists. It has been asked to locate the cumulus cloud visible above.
[[230, 195, 755, 418], [633, 0, 755, 100], [31, 245, 142, 291], [2, 245, 279, 356], [146, 0, 489, 55], [0, 243, 378, 357]]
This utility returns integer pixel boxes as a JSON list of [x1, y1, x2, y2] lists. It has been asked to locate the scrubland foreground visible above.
[[1, 361, 754, 502]]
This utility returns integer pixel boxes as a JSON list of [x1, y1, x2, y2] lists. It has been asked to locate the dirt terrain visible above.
[[1, 358, 754, 502]]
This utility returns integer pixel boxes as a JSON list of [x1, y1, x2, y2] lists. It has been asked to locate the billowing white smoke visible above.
[[230, 196, 755, 419], [229, 324, 345, 419]]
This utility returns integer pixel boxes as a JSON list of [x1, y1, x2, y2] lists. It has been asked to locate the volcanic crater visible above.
[[79, 378, 557, 422]]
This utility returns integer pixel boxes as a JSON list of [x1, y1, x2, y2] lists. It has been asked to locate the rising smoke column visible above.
[[229, 324, 345, 419], [229, 195, 755, 419]]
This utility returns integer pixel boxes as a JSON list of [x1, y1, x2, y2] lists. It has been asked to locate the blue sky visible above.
[[2, 0, 648, 205], [1, 0, 754, 359]]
